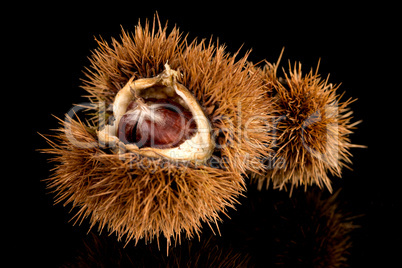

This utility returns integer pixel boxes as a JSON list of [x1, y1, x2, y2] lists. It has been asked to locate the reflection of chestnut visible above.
[[118, 99, 197, 149]]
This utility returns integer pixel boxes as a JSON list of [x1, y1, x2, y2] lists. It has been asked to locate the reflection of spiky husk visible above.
[[226, 187, 357, 267], [272, 189, 357, 267], [61, 231, 251, 267], [43, 17, 272, 247], [253, 60, 361, 192]]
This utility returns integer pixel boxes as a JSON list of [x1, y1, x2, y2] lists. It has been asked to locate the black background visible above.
[[32, 3, 399, 267]]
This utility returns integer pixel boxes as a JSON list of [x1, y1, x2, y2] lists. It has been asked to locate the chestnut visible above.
[[118, 99, 197, 149]]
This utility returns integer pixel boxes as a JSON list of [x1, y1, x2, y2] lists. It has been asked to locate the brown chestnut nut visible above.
[[118, 99, 197, 149]]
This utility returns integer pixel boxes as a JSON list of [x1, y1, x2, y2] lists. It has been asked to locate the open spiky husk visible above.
[[83, 19, 273, 175], [43, 16, 273, 247], [253, 59, 362, 193]]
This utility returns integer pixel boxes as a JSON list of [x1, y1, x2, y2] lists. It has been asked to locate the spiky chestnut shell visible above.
[[253, 61, 362, 193], [44, 17, 273, 247]]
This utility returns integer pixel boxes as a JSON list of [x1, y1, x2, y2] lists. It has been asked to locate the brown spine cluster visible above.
[[253, 59, 362, 193]]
